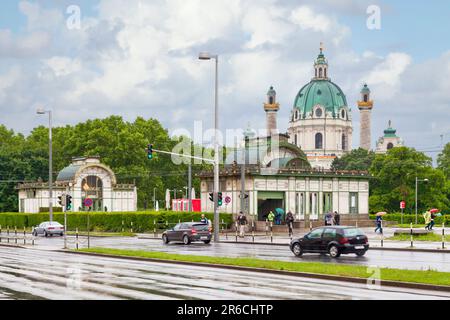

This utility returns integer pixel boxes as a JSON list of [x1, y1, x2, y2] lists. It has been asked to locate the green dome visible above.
[[294, 79, 348, 117]]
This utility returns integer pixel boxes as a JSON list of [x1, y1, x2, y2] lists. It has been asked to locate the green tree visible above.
[[369, 147, 449, 214], [331, 148, 375, 171], [438, 142, 450, 179]]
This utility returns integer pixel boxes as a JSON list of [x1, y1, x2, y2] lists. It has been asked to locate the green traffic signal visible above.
[[218, 192, 223, 206], [147, 144, 153, 159], [66, 195, 72, 211]]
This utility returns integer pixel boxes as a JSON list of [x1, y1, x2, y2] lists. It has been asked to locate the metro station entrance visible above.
[[257, 191, 285, 221]]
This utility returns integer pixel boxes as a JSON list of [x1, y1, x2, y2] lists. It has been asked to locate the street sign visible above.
[[84, 198, 93, 207], [400, 201, 406, 209], [224, 196, 231, 204]]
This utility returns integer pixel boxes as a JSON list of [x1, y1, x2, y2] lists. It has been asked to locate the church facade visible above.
[[287, 47, 353, 169]]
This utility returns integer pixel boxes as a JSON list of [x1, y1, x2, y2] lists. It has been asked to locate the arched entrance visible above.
[[82, 175, 103, 211]]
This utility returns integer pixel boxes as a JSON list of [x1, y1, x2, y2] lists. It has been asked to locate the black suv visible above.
[[290, 226, 369, 258], [162, 222, 212, 245]]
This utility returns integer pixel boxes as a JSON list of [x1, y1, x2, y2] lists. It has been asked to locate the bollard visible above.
[[380, 220, 384, 247], [235, 221, 238, 242], [15, 226, 17, 244], [76, 228, 79, 250], [410, 222, 413, 248], [153, 219, 156, 238], [252, 220, 255, 243], [131, 221, 133, 233], [355, 221, 358, 228], [122, 220, 124, 233], [442, 222, 446, 250], [221, 219, 224, 235], [309, 221, 312, 231], [265, 219, 268, 235], [270, 221, 273, 243], [23, 227, 26, 245], [7, 226, 9, 243]]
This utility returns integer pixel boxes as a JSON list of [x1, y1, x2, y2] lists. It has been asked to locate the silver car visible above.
[[32, 221, 65, 237]]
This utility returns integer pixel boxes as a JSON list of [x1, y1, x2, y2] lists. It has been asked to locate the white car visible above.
[[32, 221, 64, 237]]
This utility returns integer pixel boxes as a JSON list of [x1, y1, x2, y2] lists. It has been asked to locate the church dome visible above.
[[293, 79, 348, 117]]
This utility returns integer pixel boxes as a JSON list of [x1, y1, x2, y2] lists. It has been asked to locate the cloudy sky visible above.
[[0, 0, 449, 157]]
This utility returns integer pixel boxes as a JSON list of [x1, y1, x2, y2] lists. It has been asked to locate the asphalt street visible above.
[[0, 246, 449, 300], [19, 234, 450, 272]]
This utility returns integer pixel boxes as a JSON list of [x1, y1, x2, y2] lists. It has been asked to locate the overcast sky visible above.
[[0, 0, 449, 157]]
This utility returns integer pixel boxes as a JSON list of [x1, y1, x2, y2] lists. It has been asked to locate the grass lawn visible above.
[[391, 224, 427, 228], [79, 247, 450, 287], [387, 233, 450, 242], [66, 231, 136, 237]]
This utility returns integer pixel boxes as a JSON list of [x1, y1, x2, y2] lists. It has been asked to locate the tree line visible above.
[[331, 145, 450, 214], [0, 116, 211, 212]]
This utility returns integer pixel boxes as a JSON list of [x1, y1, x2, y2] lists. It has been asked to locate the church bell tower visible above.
[[357, 84, 374, 150]]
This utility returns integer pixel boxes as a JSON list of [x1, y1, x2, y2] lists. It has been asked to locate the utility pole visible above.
[[240, 140, 246, 213], [188, 163, 192, 212]]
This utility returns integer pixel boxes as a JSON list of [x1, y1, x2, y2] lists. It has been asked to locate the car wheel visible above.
[[60, 233, 64, 237], [328, 245, 341, 258], [292, 243, 303, 257], [32, 231, 37, 236], [44, 231, 48, 237], [183, 235, 190, 245], [203, 240, 211, 244], [355, 250, 366, 257], [162, 234, 169, 244]]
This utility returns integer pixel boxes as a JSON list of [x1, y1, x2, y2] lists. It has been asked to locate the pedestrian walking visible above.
[[333, 211, 340, 226], [374, 214, 383, 234], [285, 211, 295, 236], [424, 210, 432, 230], [200, 214, 208, 224], [325, 212, 333, 226], [267, 211, 275, 224], [236, 212, 248, 237]]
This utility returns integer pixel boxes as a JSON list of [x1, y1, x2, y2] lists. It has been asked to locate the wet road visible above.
[[28, 235, 450, 272], [0, 247, 449, 300]]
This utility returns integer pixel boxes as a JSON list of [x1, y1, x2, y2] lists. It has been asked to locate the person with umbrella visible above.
[[275, 208, 284, 225], [375, 212, 386, 234], [427, 209, 440, 230]]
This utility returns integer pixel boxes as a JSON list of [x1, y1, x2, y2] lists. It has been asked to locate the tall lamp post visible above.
[[199, 51, 220, 242], [415, 177, 429, 224], [37, 108, 53, 222]]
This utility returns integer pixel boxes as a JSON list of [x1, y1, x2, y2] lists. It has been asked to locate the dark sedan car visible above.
[[290, 226, 369, 258], [162, 222, 212, 245]]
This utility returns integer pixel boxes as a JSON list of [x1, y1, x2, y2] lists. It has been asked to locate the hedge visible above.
[[0, 211, 234, 232], [369, 213, 450, 226]]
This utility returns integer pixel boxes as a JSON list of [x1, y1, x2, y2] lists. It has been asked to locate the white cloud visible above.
[[0, 0, 448, 156], [290, 6, 332, 32]]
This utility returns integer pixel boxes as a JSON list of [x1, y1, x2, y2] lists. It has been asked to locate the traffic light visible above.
[[57, 194, 66, 207], [218, 192, 223, 206], [147, 144, 153, 159], [208, 192, 214, 202], [66, 195, 72, 211]]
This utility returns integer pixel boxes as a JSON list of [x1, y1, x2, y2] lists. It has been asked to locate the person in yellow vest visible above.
[[267, 211, 275, 223], [423, 211, 432, 230]]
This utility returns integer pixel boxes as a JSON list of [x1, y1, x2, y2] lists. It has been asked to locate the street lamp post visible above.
[[415, 176, 429, 224], [199, 51, 220, 242], [37, 108, 53, 222]]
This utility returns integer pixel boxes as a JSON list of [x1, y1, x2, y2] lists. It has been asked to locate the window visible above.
[[343, 228, 364, 237], [269, 96, 274, 104], [324, 68, 327, 78], [341, 110, 346, 119], [315, 133, 323, 149], [364, 94, 368, 102], [315, 108, 322, 117], [342, 134, 347, 151], [319, 68, 323, 78], [387, 143, 394, 150], [323, 192, 332, 213], [307, 228, 323, 239], [323, 228, 336, 238], [173, 224, 181, 230], [349, 192, 358, 214], [294, 134, 298, 146]]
